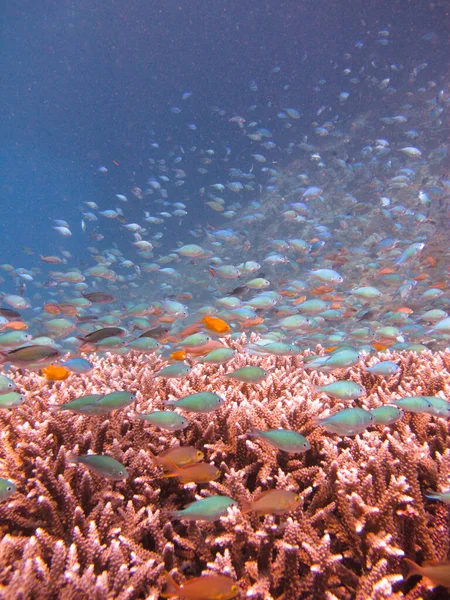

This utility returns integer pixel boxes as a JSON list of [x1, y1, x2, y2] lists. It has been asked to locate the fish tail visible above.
[[404, 558, 422, 581], [161, 571, 182, 598], [66, 452, 79, 464], [247, 427, 261, 437], [424, 490, 441, 501], [162, 510, 180, 518]]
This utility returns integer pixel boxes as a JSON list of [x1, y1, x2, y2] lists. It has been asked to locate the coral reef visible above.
[[1, 341, 450, 599]]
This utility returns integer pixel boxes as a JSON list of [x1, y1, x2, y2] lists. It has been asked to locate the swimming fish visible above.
[[148, 447, 204, 469], [0, 392, 26, 408], [241, 489, 301, 515], [41, 364, 71, 381], [162, 460, 220, 483], [0, 374, 17, 395], [201, 315, 231, 333], [164, 495, 237, 522], [248, 428, 310, 453], [166, 392, 225, 413], [404, 558, 450, 589], [162, 571, 239, 599], [314, 407, 375, 436], [133, 410, 189, 431], [314, 380, 366, 400], [67, 453, 128, 480], [0, 478, 17, 502], [0, 345, 61, 367], [224, 366, 268, 382]]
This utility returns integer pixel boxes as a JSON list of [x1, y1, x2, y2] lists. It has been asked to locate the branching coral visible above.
[[1, 346, 450, 599]]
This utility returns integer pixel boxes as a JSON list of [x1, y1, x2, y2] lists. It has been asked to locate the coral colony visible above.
[[2, 341, 450, 598]]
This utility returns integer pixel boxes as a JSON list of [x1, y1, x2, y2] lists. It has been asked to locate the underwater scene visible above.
[[1, 1, 450, 598]]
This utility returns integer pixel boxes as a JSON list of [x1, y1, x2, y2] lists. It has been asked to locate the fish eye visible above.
[[295, 495, 300, 501], [6, 486, 12, 492], [196, 451, 203, 458], [8, 383, 13, 389], [231, 585, 238, 592]]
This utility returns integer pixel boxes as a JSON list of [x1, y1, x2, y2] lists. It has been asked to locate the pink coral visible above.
[[1, 345, 450, 598]]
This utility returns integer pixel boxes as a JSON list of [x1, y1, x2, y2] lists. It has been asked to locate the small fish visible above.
[[164, 496, 237, 522], [148, 447, 204, 469], [0, 345, 61, 367], [67, 453, 128, 481], [248, 428, 310, 453], [162, 460, 220, 483], [80, 327, 126, 344], [133, 410, 189, 431], [363, 361, 400, 377], [314, 407, 374, 436], [314, 380, 366, 400], [81, 292, 116, 304], [162, 571, 239, 600], [197, 348, 235, 364], [224, 366, 268, 382], [425, 489, 450, 505], [241, 489, 301, 515], [153, 362, 191, 378], [0, 478, 17, 502], [202, 315, 231, 334], [41, 364, 71, 381], [60, 357, 93, 373], [404, 558, 450, 589], [51, 394, 104, 414], [78, 391, 136, 415], [0, 374, 17, 395], [370, 405, 403, 425], [0, 392, 26, 408], [166, 392, 225, 413]]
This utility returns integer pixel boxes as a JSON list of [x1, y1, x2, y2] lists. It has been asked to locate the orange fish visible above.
[[371, 341, 393, 351], [179, 324, 203, 338], [324, 345, 339, 353], [202, 316, 231, 334], [162, 460, 220, 483], [148, 447, 204, 470], [292, 296, 307, 306], [240, 317, 264, 328], [413, 273, 429, 281], [422, 256, 437, 267], [397, 307, 413, 314], [2, 321, 28, 330], [279, 290, 298, 297], [41, 364, 71, 381], [170, 350, 187, 361], [44, 303, 61, 315], [377, 267, 395, 275], [186, 340, 223, 357], [241, 489, 301, 515], [162, 571, 239, 600], [404, 558, 450, 589], [311, 285, 334, 295]]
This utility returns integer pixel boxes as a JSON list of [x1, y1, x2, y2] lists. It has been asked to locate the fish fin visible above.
[[404, 558, 422, 581], [147, 448, 162, 466], [162, 510, 180, 518], [161, 571, 181, 598], [161, 459, 183, 478], [424, 490, 441, 500]]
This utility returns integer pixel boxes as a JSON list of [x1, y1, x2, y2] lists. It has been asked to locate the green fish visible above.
[[0, 392, 26, 408], [197, 348, 235, 364], [79, 391, 136, 415], [391, 396, 434, 414], [0, 331, 33, 348], [68, 453, 128, 480], [314, 408, 374, 436], [363, 361, 400, 376], [370, 405, 403, 425], [165, 496, 237, 522], [0, 477, 17, 502], [180, 333, 211, 348], [127, 337, 161, 352], [0, 374, 17, 395], [425, 490, 450, 505], [51, 394, 103, 414], [224, 366, 268, 382], [133, 410, 189, 431], [248, 428, 310, 453], [153, 362, 191, 378], [314, 380, 366, 400], [166, 392, 225, 413]]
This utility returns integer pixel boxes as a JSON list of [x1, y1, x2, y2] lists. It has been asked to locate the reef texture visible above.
[[1, 340, 450, 599]]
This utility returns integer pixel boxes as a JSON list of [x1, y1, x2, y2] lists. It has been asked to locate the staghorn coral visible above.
[[1, 345, 450, 599]]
